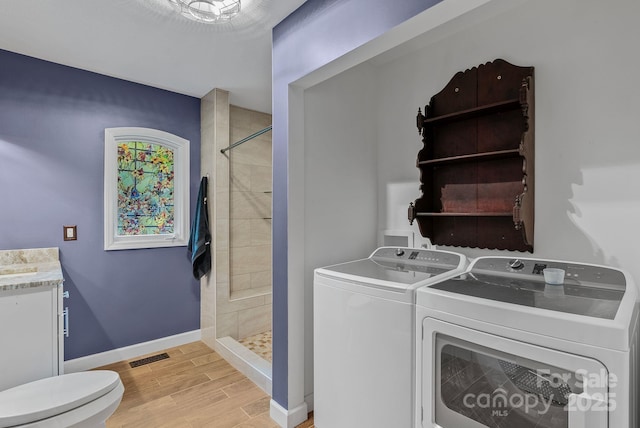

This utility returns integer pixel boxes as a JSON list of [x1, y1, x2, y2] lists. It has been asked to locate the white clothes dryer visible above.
[[314, 247, 467, 428], [414, 256, 640, 428]]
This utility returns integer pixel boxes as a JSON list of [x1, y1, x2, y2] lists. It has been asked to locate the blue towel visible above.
[[188, 177, 211, 280]]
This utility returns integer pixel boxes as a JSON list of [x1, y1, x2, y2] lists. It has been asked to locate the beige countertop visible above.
[[0, 248, 64, 291]]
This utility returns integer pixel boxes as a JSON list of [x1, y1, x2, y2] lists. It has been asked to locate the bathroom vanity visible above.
[[0, 248, 65, 390]]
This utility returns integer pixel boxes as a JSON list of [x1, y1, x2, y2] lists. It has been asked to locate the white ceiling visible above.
[[0, 0, 307, 113]]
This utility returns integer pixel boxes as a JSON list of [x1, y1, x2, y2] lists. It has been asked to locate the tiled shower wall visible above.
[[229, 106, 272, 300], [200, 88, 272, 344], [225, 105, 272, 339]]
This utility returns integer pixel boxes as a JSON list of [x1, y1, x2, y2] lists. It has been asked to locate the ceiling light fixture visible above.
[[167, 0, 241, 23]]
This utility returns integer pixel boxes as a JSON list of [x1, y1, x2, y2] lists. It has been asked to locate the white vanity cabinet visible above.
[[0, 283, 64, 390]]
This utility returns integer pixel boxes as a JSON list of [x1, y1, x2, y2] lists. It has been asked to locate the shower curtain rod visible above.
[[220, 125, 272, 154]]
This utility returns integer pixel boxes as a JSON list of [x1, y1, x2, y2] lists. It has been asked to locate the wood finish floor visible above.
[[98, 341, 314, 428]]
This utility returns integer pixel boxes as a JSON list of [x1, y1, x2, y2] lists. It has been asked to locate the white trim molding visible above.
[[104, 127, 190, 251], [270, 399, 308, 428], [64, 329, 201, 373], [215, 336, 272, 395]]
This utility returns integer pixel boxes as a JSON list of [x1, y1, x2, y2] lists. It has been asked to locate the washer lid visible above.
[[316, 248, 465, 292], [0, 371, 121, 428], [318, 258, 446, 290]]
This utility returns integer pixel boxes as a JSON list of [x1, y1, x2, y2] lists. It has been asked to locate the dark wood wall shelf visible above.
[[414, 212, 513, 217], [421, 98, 520, 125], [408, 59, 535, 252], [416, 148, 520, 166]]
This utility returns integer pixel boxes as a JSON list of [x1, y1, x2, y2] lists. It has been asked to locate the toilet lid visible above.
[[0, 371, 121, 428]]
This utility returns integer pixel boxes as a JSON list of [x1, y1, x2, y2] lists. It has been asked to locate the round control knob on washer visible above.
[[395, 248, 405, 257], [509, 259, 524, 270]]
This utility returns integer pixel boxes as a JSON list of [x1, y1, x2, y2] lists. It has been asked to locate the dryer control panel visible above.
[[472, 257, 626, 289]]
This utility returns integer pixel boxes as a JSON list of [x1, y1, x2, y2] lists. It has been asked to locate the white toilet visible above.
[[0, 371, 124, 428]]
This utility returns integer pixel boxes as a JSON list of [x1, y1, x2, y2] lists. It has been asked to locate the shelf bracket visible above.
[[513, 194, 523, 230], [416, 108, 425, 136], [519, 77, 531, 131], [408, 202, 416, 225]]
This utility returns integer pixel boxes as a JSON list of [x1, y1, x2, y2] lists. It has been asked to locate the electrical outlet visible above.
[[63, 225, 77, 241]]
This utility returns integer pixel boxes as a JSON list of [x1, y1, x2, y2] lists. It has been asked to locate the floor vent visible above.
[[129, 352, 170, 368]]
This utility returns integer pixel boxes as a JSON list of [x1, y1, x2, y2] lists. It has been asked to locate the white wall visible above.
[[303, 62, 379, 402], [376, 0, 640, 279]]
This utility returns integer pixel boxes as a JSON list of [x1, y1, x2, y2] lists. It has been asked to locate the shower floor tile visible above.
[[239, 330, 272, 362]]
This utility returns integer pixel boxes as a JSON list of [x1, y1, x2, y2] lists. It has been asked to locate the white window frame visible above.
[[104, 127, 190, 251]]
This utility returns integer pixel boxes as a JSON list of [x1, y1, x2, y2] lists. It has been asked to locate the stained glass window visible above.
[[104, 128, 189, 250], [117, 142, 175, 236]]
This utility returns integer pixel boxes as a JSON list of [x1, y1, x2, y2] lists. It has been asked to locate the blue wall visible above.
[[0, 49, 201, 360], [271, 0, 443, 408]]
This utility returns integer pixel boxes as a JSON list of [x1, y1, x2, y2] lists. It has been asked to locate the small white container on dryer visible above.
[[543, 267, 565, 284]]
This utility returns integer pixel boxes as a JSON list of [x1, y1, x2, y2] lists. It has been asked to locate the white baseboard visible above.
[[64, 329, 201, 373], [270, 399, 308, 428], [304, 392, 314, 413]]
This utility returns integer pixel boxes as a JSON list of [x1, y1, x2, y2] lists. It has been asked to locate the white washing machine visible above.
[[314, 246, 467, 428], [415, 256, 640, 428]]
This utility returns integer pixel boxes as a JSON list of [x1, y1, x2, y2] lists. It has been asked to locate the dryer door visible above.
[[420, 319, 610, 428]]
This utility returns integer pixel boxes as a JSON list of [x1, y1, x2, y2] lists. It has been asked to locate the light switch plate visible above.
[[63, 225, 77, 241]]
